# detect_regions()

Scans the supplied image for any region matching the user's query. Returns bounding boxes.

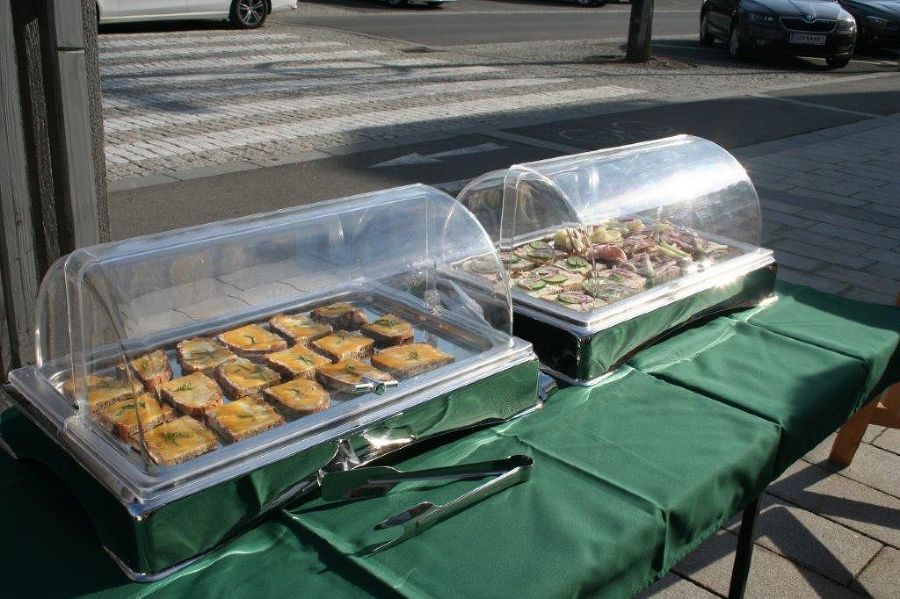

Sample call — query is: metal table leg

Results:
[728,496,761,599]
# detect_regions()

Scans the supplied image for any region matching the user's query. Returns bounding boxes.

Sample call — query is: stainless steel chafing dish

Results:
[457,135,776,384]
[0,184,540,579]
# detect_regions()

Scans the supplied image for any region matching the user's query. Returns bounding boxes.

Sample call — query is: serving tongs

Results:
[320,455,533,554]
[352,375,399,395]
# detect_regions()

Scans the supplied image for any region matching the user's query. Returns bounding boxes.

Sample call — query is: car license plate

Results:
[789,33,827,46]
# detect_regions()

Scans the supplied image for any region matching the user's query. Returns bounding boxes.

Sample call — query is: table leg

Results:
[728,497,761,599]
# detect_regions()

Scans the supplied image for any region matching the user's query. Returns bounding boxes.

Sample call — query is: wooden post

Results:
[0,0,108,370]
[626,0,654,63]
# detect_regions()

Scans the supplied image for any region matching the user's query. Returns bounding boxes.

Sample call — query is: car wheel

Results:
[728,22,745,59]
[826,55,851,68]
[230,0,267,29]
[699,13,715,46]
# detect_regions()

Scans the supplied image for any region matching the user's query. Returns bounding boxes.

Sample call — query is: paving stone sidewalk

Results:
[734,114,900,306]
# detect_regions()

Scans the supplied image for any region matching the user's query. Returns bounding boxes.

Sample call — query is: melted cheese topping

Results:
[160,373,222,409]
[218,324,287,353]
[128,350,170,379]
[312,302,357,319]
[318,358,391,385]
[363,315,414,341]
[178,338,235,371]
[312,331,373,360]
[143,416,217,465]
[269,314,332,343]
[63,374,144,407]
[207,397,283,438]
[266,379,330,414]
[220,358,280,393]
[264,345,331,377]
[371,343,454,372]
[97,394,166,436]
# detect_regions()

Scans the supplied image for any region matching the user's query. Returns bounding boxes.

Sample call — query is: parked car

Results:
[97,0,298,29]
[700,0,858,67]
[839,0,900,48]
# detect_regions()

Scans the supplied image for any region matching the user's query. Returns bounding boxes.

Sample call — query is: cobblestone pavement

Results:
[98,21,895,183]
[734,115,900,306]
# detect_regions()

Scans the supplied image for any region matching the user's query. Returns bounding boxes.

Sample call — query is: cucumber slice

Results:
[517,278,546,291]
[542,274,568,285]
[566,256,589,269]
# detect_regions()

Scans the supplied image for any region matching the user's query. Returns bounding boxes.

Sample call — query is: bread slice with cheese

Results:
[268,313,332,345]
[215,357,281,400]
[316,358,394,394]
[139,416,218,466]
[217,324,288,356]
[176,338,236,374]
[158,373,224,418]
[311,330,374,362]
[205,396,285,443]
[361,314,414,346]
[310,302,368,330]
[371,343,455,380]
[261,344,331,379]
[96,393,169,442]
[265,379,331,417]
[121,350,173,390]
[63,374,145,410]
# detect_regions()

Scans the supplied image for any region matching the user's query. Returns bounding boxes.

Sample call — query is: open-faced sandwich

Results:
[96,393,175,442]
[311,330,375,362]
[264,379,330,417]
[217,324,288,356]
[262,344,331,379]
[176,337,236,374]
[310,302,368,330]
[370,343,454,379]
[361,314,414,346]
[63,374,145,411]
[139,416,218,466]
[316,358,394,394]
[215,357,280,400]
[268,313,332,345]
[158,373,224,418]
[120,350,173,390]
[205,396,285,443]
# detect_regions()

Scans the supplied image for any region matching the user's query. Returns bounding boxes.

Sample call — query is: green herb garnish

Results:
[408,351,420,361]
[160,431,192,446]
[174,383,194,392]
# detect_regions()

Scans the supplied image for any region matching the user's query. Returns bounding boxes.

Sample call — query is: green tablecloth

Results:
[2,282,898,598]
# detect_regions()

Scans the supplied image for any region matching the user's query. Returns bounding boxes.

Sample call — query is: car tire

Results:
[728,22,746,59]
[826,55,851,68]
[699,13,715,46]
[230,0,267,29]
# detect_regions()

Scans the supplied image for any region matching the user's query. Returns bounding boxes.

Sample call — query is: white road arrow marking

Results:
[371,142,507,168]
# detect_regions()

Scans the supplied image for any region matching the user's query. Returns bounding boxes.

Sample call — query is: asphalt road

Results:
[279,0,699,45]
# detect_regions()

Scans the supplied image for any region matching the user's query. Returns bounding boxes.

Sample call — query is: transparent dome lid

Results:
[459,135,762,249]
[457,135,772,330]
[26,184,518,500]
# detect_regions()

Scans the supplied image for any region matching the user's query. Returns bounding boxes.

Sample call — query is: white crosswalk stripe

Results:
[101,49,388,76]
[105,78,571,133]
[101,29,644,180]
[102,64,493,109]
[105,85,641,166]
[101,40,346,62]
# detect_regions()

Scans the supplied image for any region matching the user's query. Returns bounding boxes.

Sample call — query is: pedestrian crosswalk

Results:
[100,28,643,180]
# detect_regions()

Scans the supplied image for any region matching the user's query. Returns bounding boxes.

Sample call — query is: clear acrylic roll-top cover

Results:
[457,135,774,329]
[24,184,521,501]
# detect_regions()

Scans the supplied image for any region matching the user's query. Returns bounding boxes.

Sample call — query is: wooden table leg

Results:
[728,497,761,599]
[829,398,879,467]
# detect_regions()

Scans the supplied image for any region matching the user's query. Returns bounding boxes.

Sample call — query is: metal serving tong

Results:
[319,454,533,554]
